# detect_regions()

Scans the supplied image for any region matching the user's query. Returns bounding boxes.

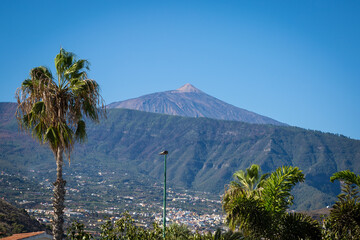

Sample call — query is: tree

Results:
[15,48,105,240]
[230,164,268,194]
[66,213,248,240]
[222,164,270,237]
[323,170,360,239]
[99,212,160,240]
[222,165,321,239]
[222,164,268,213]
[67,221,92,240]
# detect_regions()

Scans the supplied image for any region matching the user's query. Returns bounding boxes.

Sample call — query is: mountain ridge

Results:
[1,102,360,210]
[108,84,285,126]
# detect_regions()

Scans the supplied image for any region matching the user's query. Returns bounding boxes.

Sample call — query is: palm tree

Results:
[223,164,268,203]
[231,164,268,193]
[15,48,105,240]
[222,164,270,237]
[325,170,360,239]
[223,165,321,239]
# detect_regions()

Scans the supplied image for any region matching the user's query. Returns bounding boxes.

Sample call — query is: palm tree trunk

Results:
[53,147,66,240]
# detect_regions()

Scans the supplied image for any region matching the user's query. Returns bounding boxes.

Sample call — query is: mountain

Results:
[0,198,45,237]
[108,83,285,126]
[1,102,360,211]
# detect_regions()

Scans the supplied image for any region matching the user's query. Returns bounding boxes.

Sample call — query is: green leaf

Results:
[262,166,304,214]
[331,170,360,187]
[44,127,58,150]
[31,101,45,115]
[75,120,87,142]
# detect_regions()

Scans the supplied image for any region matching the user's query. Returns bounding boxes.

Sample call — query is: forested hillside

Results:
[1,102,360,210]
[0,199,45,237]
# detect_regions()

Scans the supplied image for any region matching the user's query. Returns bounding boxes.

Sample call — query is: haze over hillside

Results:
[108,83,285,126]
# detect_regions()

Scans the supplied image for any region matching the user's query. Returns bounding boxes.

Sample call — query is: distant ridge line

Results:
[108,83,286,126]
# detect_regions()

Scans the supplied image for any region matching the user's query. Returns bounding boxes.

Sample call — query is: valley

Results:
[0,170,223,232]
[1,86,360,234]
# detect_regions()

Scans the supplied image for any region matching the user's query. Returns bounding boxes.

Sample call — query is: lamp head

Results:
[159,150,168,155]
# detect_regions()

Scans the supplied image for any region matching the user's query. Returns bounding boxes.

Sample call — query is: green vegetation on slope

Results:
[0,199,45,237]
[1,103,360,210]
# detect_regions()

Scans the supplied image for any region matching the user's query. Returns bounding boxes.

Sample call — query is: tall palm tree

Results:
[15,48,105,240]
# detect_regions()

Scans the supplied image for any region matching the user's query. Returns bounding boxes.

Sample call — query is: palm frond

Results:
[328,193,360,238]
[33,121,46,142]
[21,113,33,128]
[224,191,272,237]
[55,48,75,86]
[279,212,322,240]
[232,164,266,192]
[214,228,222,240]
[31,101,45,115]
[44,127,59,151]
[30,66,53,82]
[331,170,360,186]
[261,166,304,214]
[75,120,87,143]
[64,59,90,79]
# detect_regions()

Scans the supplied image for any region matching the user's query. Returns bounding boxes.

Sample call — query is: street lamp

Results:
[159,150,168,239]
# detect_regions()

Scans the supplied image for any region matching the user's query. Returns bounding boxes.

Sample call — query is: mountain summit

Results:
[108,83,285,125]
[175,83,203,93]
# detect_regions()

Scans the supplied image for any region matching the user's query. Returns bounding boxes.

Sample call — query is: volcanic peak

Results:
[174,83,203,93]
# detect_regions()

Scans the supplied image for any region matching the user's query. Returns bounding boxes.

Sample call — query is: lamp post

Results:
[159,150,168,239]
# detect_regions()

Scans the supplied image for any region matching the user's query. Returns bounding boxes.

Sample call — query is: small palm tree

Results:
[325,170,360,239]
[224,164,268,203]
[223,165,321,239]
[231,164,268,193]
[15,48,105,240]
[222,164,269,235]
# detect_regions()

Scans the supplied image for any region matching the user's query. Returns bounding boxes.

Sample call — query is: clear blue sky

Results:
[1,0,359,139]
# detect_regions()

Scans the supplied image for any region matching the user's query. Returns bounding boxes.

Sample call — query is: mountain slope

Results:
[1,102,360,210]
[0,199,45,237]
[108,84,285,125]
